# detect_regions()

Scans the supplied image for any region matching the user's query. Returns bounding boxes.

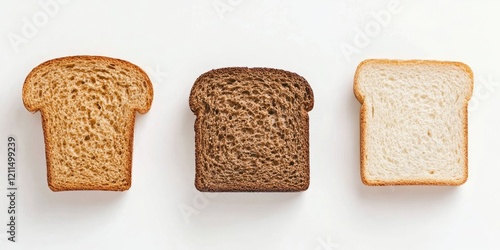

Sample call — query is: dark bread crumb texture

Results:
[23,56,153,191]
[190,67,314,192]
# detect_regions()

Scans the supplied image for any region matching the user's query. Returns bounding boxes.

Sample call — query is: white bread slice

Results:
[354,59,473,185]
[23,56,153,191]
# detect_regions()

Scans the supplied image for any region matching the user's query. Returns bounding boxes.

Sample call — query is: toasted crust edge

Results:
[24,55,153,191]
[353,59,473,186]
[190,67,313,192]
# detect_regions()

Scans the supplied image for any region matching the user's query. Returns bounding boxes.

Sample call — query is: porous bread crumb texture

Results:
[23,56,153,191]
[190,67,314,192]
[354,59,473,186]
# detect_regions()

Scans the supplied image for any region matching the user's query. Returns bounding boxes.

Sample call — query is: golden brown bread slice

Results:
[354,59,473,185]
[190,67,314,192]
[23,56,153,191]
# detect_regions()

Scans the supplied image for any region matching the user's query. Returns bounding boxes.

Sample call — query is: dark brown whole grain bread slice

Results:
[189,67,314,192]
[23,55,153,191]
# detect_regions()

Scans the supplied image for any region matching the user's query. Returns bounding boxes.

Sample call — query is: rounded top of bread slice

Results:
[23,55,153,114]
[189,67,314,114]
[354,59,473,104]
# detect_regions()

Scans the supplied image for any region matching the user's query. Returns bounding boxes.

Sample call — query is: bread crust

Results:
[353,59,473,186]
[23,55,153,191]
[190,67,313,192]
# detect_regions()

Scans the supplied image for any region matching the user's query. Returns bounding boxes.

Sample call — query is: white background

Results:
[0,0,499,249]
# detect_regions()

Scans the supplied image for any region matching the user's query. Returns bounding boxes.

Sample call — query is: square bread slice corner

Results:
[354,59,473,186]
